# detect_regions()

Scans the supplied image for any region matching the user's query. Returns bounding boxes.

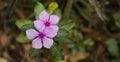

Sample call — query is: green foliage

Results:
[59,38,73,45]
[113,10,120,28]
[56,28,68,38]
[79,8,92,21]
[78,46,86,53]
[47,2,58,14]
[61,22,74,31]
[106,38,119,56]
[73,30,81,41]
[53,8,62,19]
[16,32,30,43]
[48,42,64,60]
[21,23,34,31]
[75,4,92,21]
[83,38,94,46]
[68,30,94,55]
[61,30,87,55]
[34,2,45,19]
[29,47,41,58]
[71,48,77,56]
[10,15,18,22]
[58,19,75,31]
[15,19,34,30]
[111,59,120,62]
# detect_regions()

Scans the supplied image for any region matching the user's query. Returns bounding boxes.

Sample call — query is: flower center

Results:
[44,21,50,27]
[38,32,45,39]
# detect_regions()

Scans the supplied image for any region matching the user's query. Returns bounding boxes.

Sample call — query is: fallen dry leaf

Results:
[96,45,105,57]
[0,1,8,10]
[0,31,13,47]
[80,26,109,43]
[69,52,89,62]
[22,43,33,62]
[15,8,26,19]
[0,57,8,62]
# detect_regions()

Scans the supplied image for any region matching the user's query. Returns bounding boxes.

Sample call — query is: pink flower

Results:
[26,27,57,49]
[26,11,60,49]
[34,11,59,33]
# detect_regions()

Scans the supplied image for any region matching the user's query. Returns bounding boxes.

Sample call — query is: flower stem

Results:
[88,0,108,21]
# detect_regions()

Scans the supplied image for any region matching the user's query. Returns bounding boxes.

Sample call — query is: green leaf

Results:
[73,30,81,41]
[56,28,68,38]
[15,19,33,30]
[75,4,92,21]
[21,23,34,31]
[67,44,75,48]
[53,8,62,19]
[34,2,45,19]
[29,47,41,58]
[83,38,94,46]
[71,48,77,56]
[54,37,74,48]
[58,19,72,26]
[62,21,74,31]
[75,40,83,47]
[59,38,73,44]
[16,32,30,43]
[59,19,75,31]
[10,15,18,22]
[106,38,119,56]
[113,10,120,28]
[79,46,86,53]
[48,42,64,60]
[47,2,58,14]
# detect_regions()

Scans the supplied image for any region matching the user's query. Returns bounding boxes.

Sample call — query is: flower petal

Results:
[43,37,53,48]
[46,33,57,38]
[49,15,59,24]
[44,26,59,38]
[45,25,59,33]
[39,11,49,21]
[26,29,38,40]
[34,20,45,31]
[32,37,42,49]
